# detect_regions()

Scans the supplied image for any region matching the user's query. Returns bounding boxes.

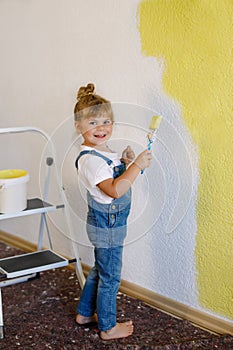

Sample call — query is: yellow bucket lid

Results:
[0,169,29,187]
[0,169,28,179]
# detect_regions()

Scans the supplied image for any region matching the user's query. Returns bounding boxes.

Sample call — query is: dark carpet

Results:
[0,242,233,350]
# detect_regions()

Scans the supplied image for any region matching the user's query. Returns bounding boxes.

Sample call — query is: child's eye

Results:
[89,121,97,126]
[104,120,112,125]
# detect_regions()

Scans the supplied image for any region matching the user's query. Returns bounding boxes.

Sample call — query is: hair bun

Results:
[77,83,95,100]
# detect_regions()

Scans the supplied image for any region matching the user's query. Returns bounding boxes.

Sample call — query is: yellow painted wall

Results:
[138,0,233,318]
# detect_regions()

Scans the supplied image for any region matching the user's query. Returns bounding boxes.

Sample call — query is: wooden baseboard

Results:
[0,230,37,253]
[1,230,232,335]
[120,281,233,335]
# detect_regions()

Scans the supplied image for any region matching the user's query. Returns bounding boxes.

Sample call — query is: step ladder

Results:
[0,127,85,339]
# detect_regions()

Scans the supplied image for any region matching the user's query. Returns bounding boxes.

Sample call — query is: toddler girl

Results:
[74,83,152,340]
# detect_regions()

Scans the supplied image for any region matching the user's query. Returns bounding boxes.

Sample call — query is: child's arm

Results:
[97,149,152,198]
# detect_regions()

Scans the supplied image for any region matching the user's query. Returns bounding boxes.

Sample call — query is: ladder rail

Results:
[0,126,51,141]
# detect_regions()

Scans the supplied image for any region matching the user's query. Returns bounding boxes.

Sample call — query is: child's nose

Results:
[97,124,104,129]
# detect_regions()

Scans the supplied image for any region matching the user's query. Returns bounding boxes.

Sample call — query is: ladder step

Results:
[0,250,69,279]
[0,198,64,221]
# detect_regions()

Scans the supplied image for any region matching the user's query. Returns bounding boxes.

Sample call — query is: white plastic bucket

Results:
[0,169,30,213]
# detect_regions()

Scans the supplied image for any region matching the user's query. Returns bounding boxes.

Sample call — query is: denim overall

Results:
[75,150,131,331]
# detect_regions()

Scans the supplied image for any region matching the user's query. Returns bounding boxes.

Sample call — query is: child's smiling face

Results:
[75,112,113,148]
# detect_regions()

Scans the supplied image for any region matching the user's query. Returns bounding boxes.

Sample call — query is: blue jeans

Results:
[77,246,123,331]
[77,189,131,331]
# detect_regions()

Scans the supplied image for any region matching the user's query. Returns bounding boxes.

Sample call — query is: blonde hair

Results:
[74,83,114,122]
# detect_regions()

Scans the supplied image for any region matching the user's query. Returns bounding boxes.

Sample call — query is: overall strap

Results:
[75,150,113,169]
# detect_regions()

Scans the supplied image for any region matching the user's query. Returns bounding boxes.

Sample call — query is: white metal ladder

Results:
[0,127,85,339]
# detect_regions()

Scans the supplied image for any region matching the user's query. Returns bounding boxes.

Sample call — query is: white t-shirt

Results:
[77,146,121,204]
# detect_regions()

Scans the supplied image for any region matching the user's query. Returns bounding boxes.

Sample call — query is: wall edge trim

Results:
[0,230,232,335]
[119,280,233,335]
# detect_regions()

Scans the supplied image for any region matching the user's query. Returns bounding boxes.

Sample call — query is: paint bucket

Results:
[0,169,29,213]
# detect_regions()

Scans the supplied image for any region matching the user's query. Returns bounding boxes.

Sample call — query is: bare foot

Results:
[76,313,98,325]
[100,321,134,340]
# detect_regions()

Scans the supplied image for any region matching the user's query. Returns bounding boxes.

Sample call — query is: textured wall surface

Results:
[138,0,233,318]
[0,0,232,323]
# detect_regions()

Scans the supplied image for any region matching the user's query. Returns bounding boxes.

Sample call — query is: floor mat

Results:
[0,242,233,349]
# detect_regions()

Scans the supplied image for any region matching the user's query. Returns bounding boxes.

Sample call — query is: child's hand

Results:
[134,150,152,170]
[121,146,135,165]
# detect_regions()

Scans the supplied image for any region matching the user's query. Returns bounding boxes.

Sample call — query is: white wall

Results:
[0,0,201,312]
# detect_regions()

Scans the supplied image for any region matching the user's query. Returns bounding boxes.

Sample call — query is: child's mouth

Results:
[94,134,106,139]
